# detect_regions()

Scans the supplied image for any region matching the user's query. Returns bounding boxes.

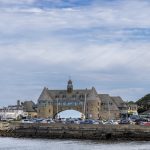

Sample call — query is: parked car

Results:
[119,119,130,124]
[104,120,119,125]
[135,118,148,125]
[21,119,33,123]
[141,122,150,126]
[129,115,140,122]
[80,119,95,124]
[40,119,54,123]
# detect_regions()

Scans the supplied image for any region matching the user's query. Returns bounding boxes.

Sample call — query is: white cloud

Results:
[0,0,150,104]
[0,0,36,4]
[0,38,150,75]
[108,88,146,101]
[0,0,150,32]
[0,1,149,69]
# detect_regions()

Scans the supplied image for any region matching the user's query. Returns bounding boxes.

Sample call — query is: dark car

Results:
[135,118,148,125]
[80,119,94,124]
[119,119,130,124]
[129,115,140,122]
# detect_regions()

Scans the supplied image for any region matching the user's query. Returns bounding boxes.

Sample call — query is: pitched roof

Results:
[111,96,127,108]
[38,87,53,101]
[99,94,119,111]
[22,101,36,112]
[38,87,100,101]
[140,109,150,114]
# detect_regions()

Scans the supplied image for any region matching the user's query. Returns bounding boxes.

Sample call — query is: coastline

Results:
[0,123,150,141]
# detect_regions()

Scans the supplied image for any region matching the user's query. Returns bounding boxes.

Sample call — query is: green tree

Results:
[136,94,150,113]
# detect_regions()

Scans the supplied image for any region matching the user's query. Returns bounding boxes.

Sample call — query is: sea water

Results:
[0,137,150,150]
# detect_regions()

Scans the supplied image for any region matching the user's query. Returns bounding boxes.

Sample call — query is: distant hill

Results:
[136,94,150,113]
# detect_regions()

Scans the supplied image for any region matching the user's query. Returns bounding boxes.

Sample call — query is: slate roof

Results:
[38,85,126,113]
[22,101,36,112]
[140,109,150,114]
[111,96,128,109]
[98,94,119,111]
[38,87,100,101]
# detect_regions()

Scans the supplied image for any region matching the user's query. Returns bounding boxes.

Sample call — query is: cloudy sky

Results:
[0,0,150,106]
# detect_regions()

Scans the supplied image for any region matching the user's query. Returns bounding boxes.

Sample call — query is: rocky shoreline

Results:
[0,123,150,141]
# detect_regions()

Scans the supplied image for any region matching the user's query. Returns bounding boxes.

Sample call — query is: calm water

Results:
[0,137,150,150]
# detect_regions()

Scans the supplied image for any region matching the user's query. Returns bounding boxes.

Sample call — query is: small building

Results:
[140,109,150,117]
[0,100,37,120]
[22,101,37,118]
[127,103,138,116]
[0,100,24,120]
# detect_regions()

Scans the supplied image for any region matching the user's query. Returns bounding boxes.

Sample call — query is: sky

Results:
[0,0,150,106]
[57,110,82,119]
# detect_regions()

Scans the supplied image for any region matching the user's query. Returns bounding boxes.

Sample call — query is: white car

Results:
[21,119,33,123]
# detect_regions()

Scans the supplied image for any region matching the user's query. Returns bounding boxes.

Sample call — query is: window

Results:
[72,95,76,98]
[62,95,66,98]
[101,103,105,105]
[80,94,84,98]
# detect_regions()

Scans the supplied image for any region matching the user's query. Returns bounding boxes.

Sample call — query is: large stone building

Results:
[37,80,128,120]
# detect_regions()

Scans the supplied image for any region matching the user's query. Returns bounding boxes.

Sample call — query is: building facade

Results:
[127,103,138,116]
[0,100,24,120]
[22,101,37,118]
[37,80,128,120]
[0,100,37,120]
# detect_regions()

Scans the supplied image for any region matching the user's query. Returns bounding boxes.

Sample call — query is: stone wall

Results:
[86,100,100,119]
[99,110,120,120]
[37,104,53,118]
[1,123,150,141]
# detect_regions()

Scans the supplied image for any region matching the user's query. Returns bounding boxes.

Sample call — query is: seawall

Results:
[0,123,150,141]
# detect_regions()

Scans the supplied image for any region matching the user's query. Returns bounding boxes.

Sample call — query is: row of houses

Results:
[0,99,138,120]
[0,100,37,120]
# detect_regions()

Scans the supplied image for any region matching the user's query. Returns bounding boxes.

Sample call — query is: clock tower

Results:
[67,79,73,93]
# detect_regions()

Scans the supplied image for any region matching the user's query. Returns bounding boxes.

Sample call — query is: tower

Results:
[67,79,73,93]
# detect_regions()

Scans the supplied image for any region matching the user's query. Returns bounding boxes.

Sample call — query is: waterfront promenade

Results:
[0,123,150,141]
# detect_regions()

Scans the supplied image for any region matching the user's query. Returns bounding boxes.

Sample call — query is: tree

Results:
[136,94,150,113]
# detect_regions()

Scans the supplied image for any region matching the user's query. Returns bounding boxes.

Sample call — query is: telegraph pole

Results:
[83,88,87,119]
[108,99,110,120]
[57,98,58,119]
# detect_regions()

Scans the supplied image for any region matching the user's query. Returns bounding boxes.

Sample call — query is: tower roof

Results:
[68,79,72,84]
